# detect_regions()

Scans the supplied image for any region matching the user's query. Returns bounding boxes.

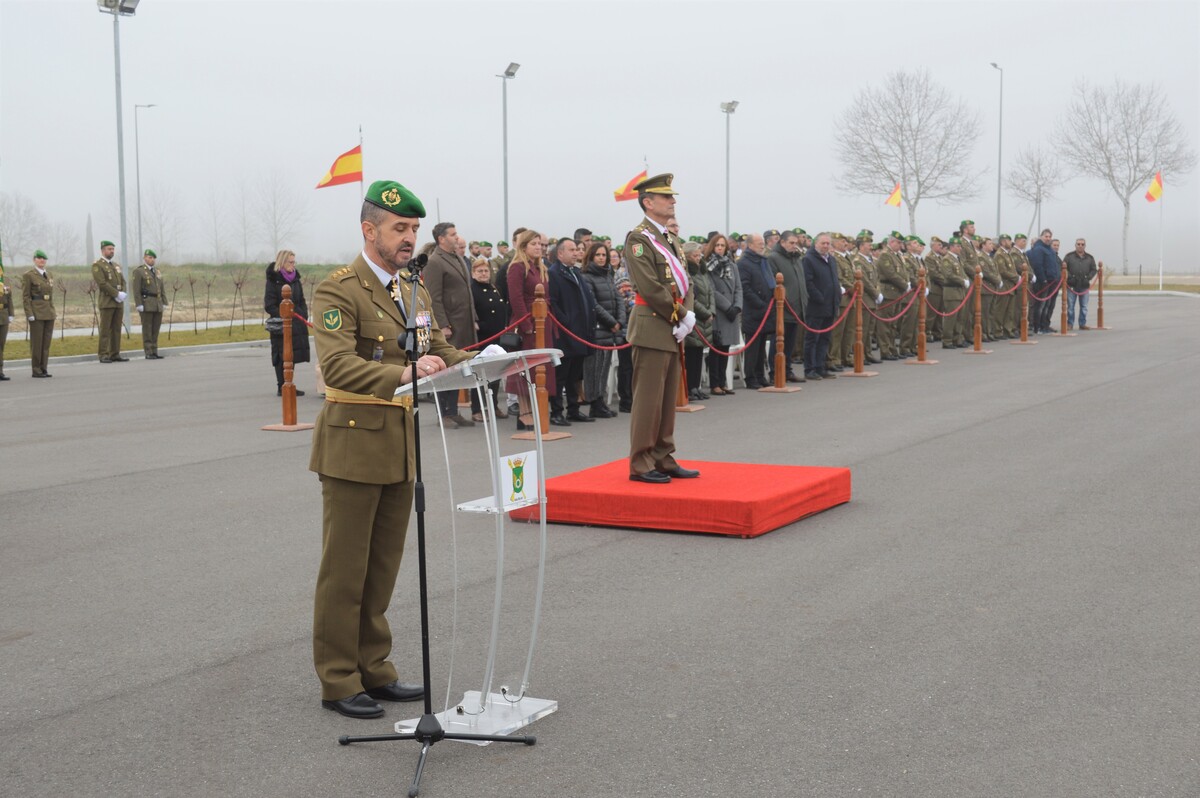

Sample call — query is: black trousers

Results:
[551,354,586,415]
[616,346,633,408]
[804,321,833,375]
[741,330,768,385]
[684,346,704,392]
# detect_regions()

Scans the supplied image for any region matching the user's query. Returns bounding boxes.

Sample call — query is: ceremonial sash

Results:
[642,229,689,297]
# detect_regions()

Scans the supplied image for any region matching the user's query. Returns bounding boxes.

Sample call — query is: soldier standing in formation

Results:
[0,252,12,381]
[132,249,168,359]
[92,240,129,363]
[22,250,56,377]
[938,236,971,348]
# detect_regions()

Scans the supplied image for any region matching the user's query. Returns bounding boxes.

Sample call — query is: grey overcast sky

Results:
[1,0,1197,272]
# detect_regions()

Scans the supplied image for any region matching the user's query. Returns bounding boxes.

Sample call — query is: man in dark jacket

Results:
[425,221,478,426]
[1063,238,1098,330]
[1026,229,1060,334]
[802,233,840,380]
[766,231,806,383]
[737,233,773,388]
[548,238,597,423]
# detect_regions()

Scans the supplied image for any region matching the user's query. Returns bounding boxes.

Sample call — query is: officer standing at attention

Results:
[22,250,56,377]
[308,179,493,719]
[92,240,129,362]
[622,173,699,484]
[132,249,168,359]
[0,251,12,381]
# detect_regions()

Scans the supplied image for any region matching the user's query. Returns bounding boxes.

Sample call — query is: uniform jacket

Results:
[924,252,945,291]
[424,245,478,349]
[1064,251,1098,291]
[548,261,596,357]
[92,258,126,310]
[22,268,56,320]
[624,217,695,353]
[802,249,840,320]
[132,263,168,312]
[979,252,1001,289]
[581,262,627,345]
[875,249,909,299]
[308,255,472,485]
[833,251,856,298]
[0,265,13,323]
[994,249,1020,286]
[850,253,880,306]
[941,253,969,299]
[737,249,774,334]
[767,243,807,324]
[706,253,743,346]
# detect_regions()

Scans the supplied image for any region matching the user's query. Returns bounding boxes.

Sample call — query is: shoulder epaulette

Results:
[328,266,355,282]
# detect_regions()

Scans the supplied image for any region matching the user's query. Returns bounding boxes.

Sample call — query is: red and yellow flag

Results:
[316,145,363,189]
[1145,171,1163,202]
[884,182,902,207]
[613,169,648,202]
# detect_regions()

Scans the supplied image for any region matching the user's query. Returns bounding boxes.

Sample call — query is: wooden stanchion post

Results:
[1058,271,1076,336]
[963,265,992,355]
[1095,261,1111,329]
[1012,262,1037,345]
[905,266,937,365]
[844,268,877,377]
[514,284,569,441]
[262,284,314,432]
[760,273,801,393]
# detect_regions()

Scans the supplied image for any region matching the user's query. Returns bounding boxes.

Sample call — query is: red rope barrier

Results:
[1027,275,1065,302]
[1066,273,1100,297]
[922,284,975,318]
[463,312,534,350]
[875,287,915,310]
[543,310,632,351]
[863,288,920,323]
[783,290,860,333]
[981,275,1024,296]
[291,313,314,328]
[689,298,779,356]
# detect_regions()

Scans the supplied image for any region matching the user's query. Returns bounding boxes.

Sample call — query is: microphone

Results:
[407,253,428,274]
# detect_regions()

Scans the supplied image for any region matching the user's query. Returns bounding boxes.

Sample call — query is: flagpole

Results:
[359,125,365,203]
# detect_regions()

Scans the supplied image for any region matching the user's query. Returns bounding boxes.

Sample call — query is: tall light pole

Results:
[990,62,1003,236]
[134,103,156,261]
[720,101,738,233]
[98,0,141,331]
[497,62,520,244]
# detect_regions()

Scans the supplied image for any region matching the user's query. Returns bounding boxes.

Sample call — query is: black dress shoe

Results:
[33,372,51,378]
[549,415,572,427]
[688,389,702,401]
[365,680,424,702]
[296,389,306,397]
[113,356,130,362]
[882,355,899,361]
[804,372,823,381]
[516,419,532,431]
[660,466,700,479]
[322,693,384,719]
[0,374,9,381]
[866,356,882,364]
[99,357,112,363]
[745,380,765,389]
[618,404,632,413]
[786,374,804,383]
[819,371,838,379]
[630,470,671,484]
[696,390,710,400]
[566,411,595,422]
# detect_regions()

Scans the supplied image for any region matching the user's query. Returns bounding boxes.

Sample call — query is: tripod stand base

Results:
[396,691,557,745]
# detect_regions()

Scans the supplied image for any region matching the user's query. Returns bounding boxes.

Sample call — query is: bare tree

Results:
[202,186,227,264]
[142,183,189,264]
[0,192,49,266]
[1006,145,1064,240]
[45,220,84,266]
[256,169,308,255]
[834,68,983,231]
[1055,78,1197,274]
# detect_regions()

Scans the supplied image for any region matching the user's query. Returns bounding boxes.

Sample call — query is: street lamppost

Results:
[98,0,141,331]
[990,62,1003,237]
[134,103,156,261]
[497,62,520,244]
[720,101,738,233]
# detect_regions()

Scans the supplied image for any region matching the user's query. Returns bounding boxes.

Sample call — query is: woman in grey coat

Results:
[580,241,625,418]
[703,234,741,395]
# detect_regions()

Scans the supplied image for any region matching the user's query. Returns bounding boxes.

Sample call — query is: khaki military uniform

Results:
[132,263,168,357]
[828,252,857,368]
[993,249,1020,338]
[958,239,980,336]
[624,218,694,477]
[308,254,472,701]
[900,254,921,354]
[92,257,126,360]
[939,253,969,346]
[977,252,1001,340]
[0,265,13,377]
[21,268,57,375]
[925,252,944,340]
[875,248,907,358]
[850,252,880,363]
[1009,248,1032,336]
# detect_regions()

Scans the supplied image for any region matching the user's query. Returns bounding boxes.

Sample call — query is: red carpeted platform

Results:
[508,459,850,538]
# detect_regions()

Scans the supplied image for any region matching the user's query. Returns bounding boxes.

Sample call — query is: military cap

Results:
[930,236,945,245]
[998,234,1012,242]
[614,244,624,251]
[479,241,492,247]
[1014,233,1028,241]
[972,234,982,242]
[830,232,846,242]
[497,240,509,247]
[858,228,875,240]
[949,235,964,246]
[763,229,780,238]
[889,230,904,241]
[100,240,115,248]
[729,231,741,240]
[364,179,426,218]
[34,249,48,259]
[792,227,807,236]
[960,219,975,228]
[634,172,677,196]
[907,236,925,245]
[144,248,157,258]
[855,236,871,246]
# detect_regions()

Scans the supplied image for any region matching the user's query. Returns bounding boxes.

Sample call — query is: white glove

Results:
[924,287,930,296]
[680,310,696,333]
[1032,275,1038,284]
[998,280,1004,289]
[137,305,144,313]
[480,343,507,356]
[962,279,970,288]
[7,316,12,323]
[117,291,127,303]
[907,282,913,291]
[672,323,688,343]
[877,293,884,304]
[840,286,847,295]
[28,315,35,321]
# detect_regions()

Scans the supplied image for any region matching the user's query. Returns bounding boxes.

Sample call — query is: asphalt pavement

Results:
[1,294,1197,798]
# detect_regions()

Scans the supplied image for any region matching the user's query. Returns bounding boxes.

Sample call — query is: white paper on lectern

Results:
[396,348,562,397]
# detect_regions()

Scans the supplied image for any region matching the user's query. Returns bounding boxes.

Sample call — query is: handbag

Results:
[264,317,284,334]
[498,331,523,351]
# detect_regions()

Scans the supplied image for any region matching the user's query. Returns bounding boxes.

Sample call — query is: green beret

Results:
[930,236,945,245]
[100,240,115,248]
[144,249,157,258]
[998,234,1012,242]
[858,229,875,239]
[792,227,807,236]
[614,245,624,251]
[949,235,963,246]
[364,179,426,218]
[497,240,509,247]
[972,234,982,242]
[889,230,904,241]
[960,219,975,228]
[763,229,780,238]
[729,231,741,239]
[914,237,925,246]
[34,249,48,259]
[479,241,492,247]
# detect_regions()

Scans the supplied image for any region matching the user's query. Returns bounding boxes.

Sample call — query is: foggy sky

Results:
[1,0,1197,274]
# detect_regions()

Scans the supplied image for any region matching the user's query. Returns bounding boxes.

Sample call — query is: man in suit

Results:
[548,237,597,423]
[132,249,168,359]
[737,233,773,389]
[22,250,57,378]
[623,173,699,484]
[802,233,839,380]
[92,240,129,363]
[424,221,478,428]
[308,179,484,719]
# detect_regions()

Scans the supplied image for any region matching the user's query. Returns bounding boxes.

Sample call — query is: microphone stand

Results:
[337,254,534,798]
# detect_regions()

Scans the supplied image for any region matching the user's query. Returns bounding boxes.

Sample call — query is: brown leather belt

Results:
[324,386,413,408]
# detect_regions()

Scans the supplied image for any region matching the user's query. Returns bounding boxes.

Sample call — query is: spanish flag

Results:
[1145,171,1163,202]
[613,169,648,202]
[884,182,902,207]
[316,145,363,189]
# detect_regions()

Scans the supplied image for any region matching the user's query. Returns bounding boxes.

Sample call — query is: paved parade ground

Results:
[2,294,1197,797]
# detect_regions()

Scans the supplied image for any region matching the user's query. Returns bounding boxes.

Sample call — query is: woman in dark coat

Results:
[263,249,310,396]
[704,234,741,395]
[505,230,557,430]
[683,242,714,400]
[579,241,625,418]
[470,257,510,420]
